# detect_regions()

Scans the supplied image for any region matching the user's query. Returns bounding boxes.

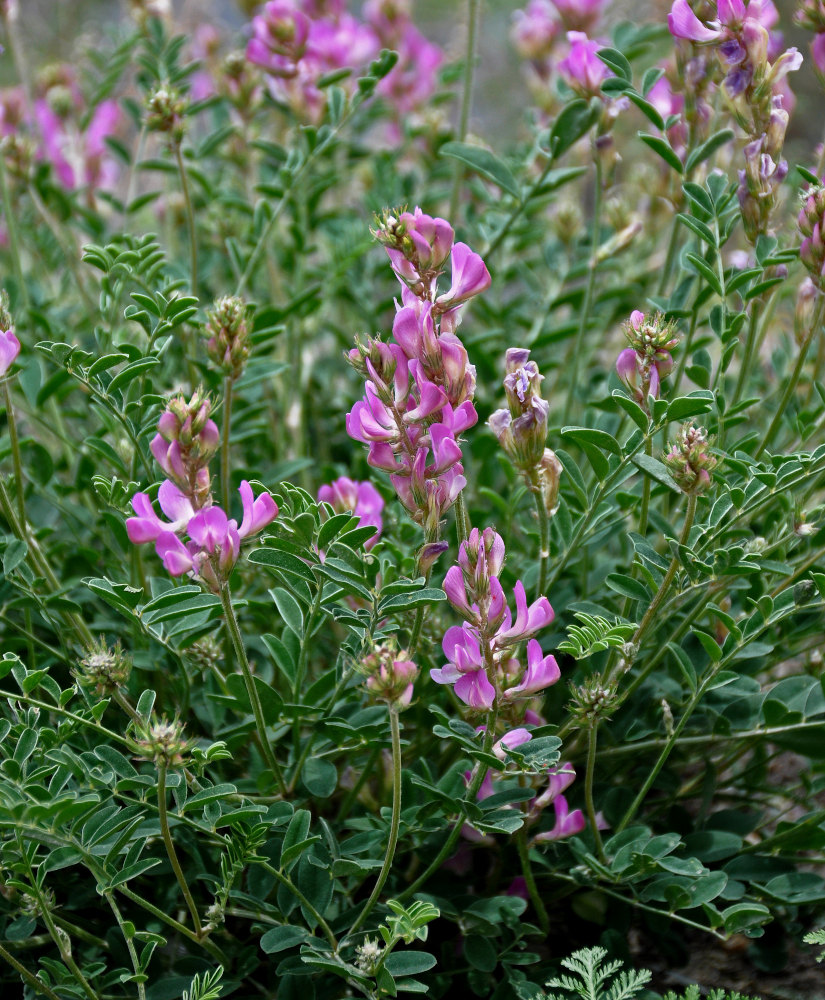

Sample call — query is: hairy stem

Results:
[584,721,606,864]
[349,707,402,936]
[157,761,203,938]
[219,583,287,795]
[174,141,198,298]
[533,485,549,600]
[448,0,482,221]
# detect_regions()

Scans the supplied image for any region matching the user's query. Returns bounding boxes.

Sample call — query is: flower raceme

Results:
[127,480,278,590]
[431,529,559,710]
[347,208,489,531]
[151,391,220,508]
[615,310,678,406]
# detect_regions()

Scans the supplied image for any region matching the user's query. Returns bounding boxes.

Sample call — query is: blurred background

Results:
[3,1,821,158]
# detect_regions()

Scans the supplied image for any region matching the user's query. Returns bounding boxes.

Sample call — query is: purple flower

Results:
[494,581,554,648]
[532,763,577,813]
[0,326,20,376]
[318,476,384,548]
[511,0,560,61]
[435,243,492,310]
[502,639,561,700]
[551,0,606,32]
[493,727,532,760]
[533,794,586,842]
[126,480,195,544]
[558,31,610,96]
[431,623,496,710]
[667,0,721,42]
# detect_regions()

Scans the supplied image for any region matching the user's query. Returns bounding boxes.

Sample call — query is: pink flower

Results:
[494,581,554,647]
[435,243,492,310]
[558,31,610,96]
[502,639,560,700]
[667,0,722,42]
[317,476,384,548]
[238,480,279,537]
[551,0,606,32]
[493,727,532,760]
[512,0,560,61]
[431,624,496,710]
[532,763,576,812]
[0,326,20,376]
[532,795,586,842]
[126,480,195,544]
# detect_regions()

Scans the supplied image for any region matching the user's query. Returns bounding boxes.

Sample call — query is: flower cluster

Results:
[511,0,608,95]
[489,349,562,516]
[245,0,441,125]
[798,182,825,289]
[150,390,219,509]
[667,0,801,241]
[347,208,489,535]
[318,475,384,549]
[362,641,418,709]
[469,750,584,845]
[615,310,679,407]
[204,296,250,380]
[127,479,277,592]
[431,528,559,710]
[796,0,825,82]
[664,422,717,494]
[127,390,277,590]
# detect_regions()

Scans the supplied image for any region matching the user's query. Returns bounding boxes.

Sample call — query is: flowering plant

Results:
[2,2,825,997]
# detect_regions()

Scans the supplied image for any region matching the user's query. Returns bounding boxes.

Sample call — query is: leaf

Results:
[547,99,599,159]
[667,391,714,421]
[638,132,683,173]
[181,783,238,812]
[280,809,319,870]
[3,538,27,574]
[612,391,649,431]
[685,128,735,174]
[260,925,309,954]
[383,952,438,977]
[605,574,650,603]
[596,47,630,80]
[378,588,446,613]
[685,252,723,296]
[560,425,621,455]
[107,859,162,888]
[272,587,304,638]
[301,758,338,799]
[630,452,681,493]
[694,629,723,662]
[107,357,161,394]
[439,142,519,198]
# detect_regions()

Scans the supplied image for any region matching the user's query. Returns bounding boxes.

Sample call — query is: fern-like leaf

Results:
[182,967,224,1000]
[556,613,636,660]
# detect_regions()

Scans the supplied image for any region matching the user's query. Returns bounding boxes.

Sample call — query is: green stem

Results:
[174,141,198,298]
[349,708,403,936]
[562,157,603,425]
[259,862,338,949]
[117,886,227,964]
[220,375,233,508]
[584,721,606,864]
[533,485,549,600]
[157,761,204,938]
[755,300,824,458]
[515,828,549,935]
[732,300,762,408]
[399,704,498,900]
[629,493,697,653]
[657,216,681,296]
[637,436,653,538]
[671,310,697,397]
[0,941,64,1000]
[103,892,147,1000]
[448,0,482,221]
[219,583,287,795]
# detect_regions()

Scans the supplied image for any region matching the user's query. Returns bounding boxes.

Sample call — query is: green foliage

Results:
[543,947,651,1000]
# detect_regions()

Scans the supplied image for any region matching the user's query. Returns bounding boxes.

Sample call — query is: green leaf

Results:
[280,809,319,870]
[605,573,650,603]
[181,783,238,813]
[378,587,446,613]
[630,452,681,493]
[301,758,338,798]
[596,47,630,80]
[667,391,714,421]
[547,99,599,159]
[638,132,683,173]
[272,587,304,638]
[685,252,723,296]
[685,129,735,174]
[439,142,519,198]
[560,425,621,455]
[107,357,161,394]
[612,391,649,431]
[383,952,437,977]
[107,859,162,888]
[3,538,27,574]
[694,629,723,662]
[260,925,309,954]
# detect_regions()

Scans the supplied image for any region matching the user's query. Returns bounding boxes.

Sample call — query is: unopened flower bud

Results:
[145,86,188,142]
[664,422,717,494]
[134,716,191,767]
[537,448,563,516]
[362,643,418,709]
[75,637,132,695]
[204,295,249,379]
[795,278,819,343]
[418,539,449,574]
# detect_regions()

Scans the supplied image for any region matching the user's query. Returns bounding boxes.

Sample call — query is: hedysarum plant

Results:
[4,1,825,997]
